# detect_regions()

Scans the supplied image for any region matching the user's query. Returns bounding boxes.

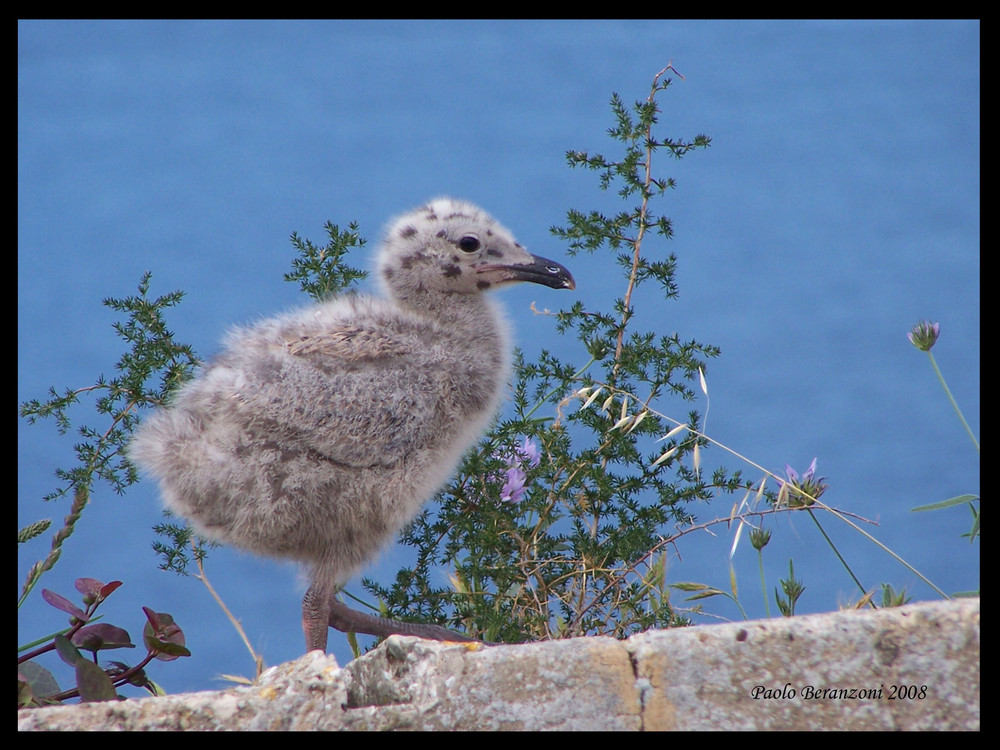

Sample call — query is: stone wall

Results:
[18,597,979,731]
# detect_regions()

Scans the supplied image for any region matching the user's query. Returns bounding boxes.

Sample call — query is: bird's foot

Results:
[327,597,480,643]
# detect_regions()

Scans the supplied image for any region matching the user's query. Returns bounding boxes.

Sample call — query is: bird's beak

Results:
[479,254,576,290]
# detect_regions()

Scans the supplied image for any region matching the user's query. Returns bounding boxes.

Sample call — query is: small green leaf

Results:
[76,658,119,703]
[912,494,979,512]
[54,633,84,666]
[19,660,61,705]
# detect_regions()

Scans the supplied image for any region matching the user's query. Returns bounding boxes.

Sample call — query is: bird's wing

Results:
[286,325,405,360]
[222,321,445,469]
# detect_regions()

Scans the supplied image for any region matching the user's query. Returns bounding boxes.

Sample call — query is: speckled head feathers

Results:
[377,198,574,300]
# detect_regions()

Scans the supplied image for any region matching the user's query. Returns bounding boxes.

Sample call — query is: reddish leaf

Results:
[72,624,136,653]
[42,589,87,621]
[142,609,188,662]
[74,577,105,600]
[99,580,124,600]
[141,606,162,630]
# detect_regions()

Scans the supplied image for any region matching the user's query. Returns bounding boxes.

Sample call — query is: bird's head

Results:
[377,198,575,302]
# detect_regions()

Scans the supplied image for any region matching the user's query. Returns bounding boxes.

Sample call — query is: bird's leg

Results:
[302,584,332,652]
[327,596,477,643]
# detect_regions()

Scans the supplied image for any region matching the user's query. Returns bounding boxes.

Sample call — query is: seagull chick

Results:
[129,198,575,652]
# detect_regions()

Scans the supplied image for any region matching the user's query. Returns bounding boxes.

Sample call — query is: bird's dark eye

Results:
[458,235,481,253]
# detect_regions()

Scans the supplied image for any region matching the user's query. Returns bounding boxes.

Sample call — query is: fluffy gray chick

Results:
[129,197,575,652]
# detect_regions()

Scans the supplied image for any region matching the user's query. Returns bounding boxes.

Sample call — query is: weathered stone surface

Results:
[629,597,979,730]
[340,636,639,730]
[18,598,978,731]
[17,649,351,731]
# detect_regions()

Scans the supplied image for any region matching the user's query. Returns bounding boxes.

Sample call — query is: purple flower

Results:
[514,436,541,467]
[497,437,541,504]
[500,466,527,504]
[907,320,940,352]
[778,458,828,508]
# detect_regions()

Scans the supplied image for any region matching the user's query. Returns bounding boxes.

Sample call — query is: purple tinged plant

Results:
[907,320,940,352]
[778,458,828,508]
[18,577,188,707]
[499,437,541,504]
